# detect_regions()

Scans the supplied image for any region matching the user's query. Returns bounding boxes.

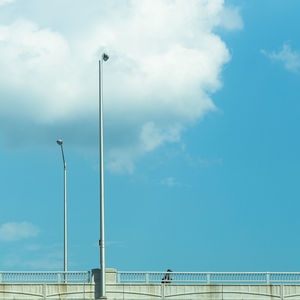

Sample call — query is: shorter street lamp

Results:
[56,139,67,275]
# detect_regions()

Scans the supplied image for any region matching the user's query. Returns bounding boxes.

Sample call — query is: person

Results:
[161,269,173,284]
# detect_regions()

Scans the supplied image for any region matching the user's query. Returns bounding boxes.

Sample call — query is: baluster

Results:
[207,273,210,284]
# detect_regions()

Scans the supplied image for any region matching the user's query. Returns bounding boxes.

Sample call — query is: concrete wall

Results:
[0,283,95,299]
[1,269,300,300]
[107,283,300,300]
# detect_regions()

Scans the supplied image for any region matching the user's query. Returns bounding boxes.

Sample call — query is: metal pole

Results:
[64,158,67,275]
[56,140,67,279]
[99,53,109,299]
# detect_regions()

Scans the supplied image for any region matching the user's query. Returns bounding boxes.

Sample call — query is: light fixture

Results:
[102,53,109,61]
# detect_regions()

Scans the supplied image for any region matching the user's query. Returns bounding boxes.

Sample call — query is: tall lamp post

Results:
[99,53,109,299]
[56,139,67,275]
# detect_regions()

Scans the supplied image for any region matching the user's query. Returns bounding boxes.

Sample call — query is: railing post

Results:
[146,272,149,283]
[0,273,2,283]
[43,284,47,300]
[266,273,270,284]
[117,272,120,283]
[161,281,165,299]
[207,273,211,284]
[58,273,61,283]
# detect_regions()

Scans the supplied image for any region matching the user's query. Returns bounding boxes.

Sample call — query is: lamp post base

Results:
[92,268,107,299]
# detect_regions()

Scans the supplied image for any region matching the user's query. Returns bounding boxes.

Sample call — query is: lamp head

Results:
[56,139,63,146]
[102,53,109,61]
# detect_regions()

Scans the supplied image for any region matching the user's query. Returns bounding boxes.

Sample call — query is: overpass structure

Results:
[1,269,300,299]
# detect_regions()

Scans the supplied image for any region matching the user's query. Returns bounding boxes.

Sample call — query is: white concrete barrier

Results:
[1,270,300,299]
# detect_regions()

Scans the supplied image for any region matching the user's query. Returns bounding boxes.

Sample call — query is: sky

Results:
[0,0,300,272]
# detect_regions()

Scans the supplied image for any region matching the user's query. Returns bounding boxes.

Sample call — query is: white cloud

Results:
[24,243,41,251]
[161,177,178,187]
[0,222,40,242]
[0,0,14,6]
[2,250,61,270]
[218,6,243,31]
[0,0,242,172]
[140,122,181,152]
[262,43,300,73]
[1,243,62,270]
[19,253,61,270]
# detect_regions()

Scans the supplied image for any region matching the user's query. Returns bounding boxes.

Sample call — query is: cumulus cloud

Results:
[0,0,242,172]
[262,43,300,73]
[218,6,243,31]
[0,222,40,242]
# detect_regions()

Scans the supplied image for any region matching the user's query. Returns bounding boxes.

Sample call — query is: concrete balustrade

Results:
[1,269,300,299]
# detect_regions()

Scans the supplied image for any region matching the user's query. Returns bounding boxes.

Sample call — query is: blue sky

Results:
[0,0,300,272]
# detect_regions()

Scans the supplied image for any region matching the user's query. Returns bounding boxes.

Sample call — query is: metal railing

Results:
[116,272,300,284]
[0,271,91,283]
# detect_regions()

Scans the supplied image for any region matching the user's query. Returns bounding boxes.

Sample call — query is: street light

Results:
[99,53,109,299]
[56,139,67,275]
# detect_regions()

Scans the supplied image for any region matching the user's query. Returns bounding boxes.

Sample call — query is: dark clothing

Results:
[161,269,172,284]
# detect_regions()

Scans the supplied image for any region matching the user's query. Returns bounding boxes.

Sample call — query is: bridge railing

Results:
[0,271,91,283]
[3,271,300,284]
[116,272,300,284]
